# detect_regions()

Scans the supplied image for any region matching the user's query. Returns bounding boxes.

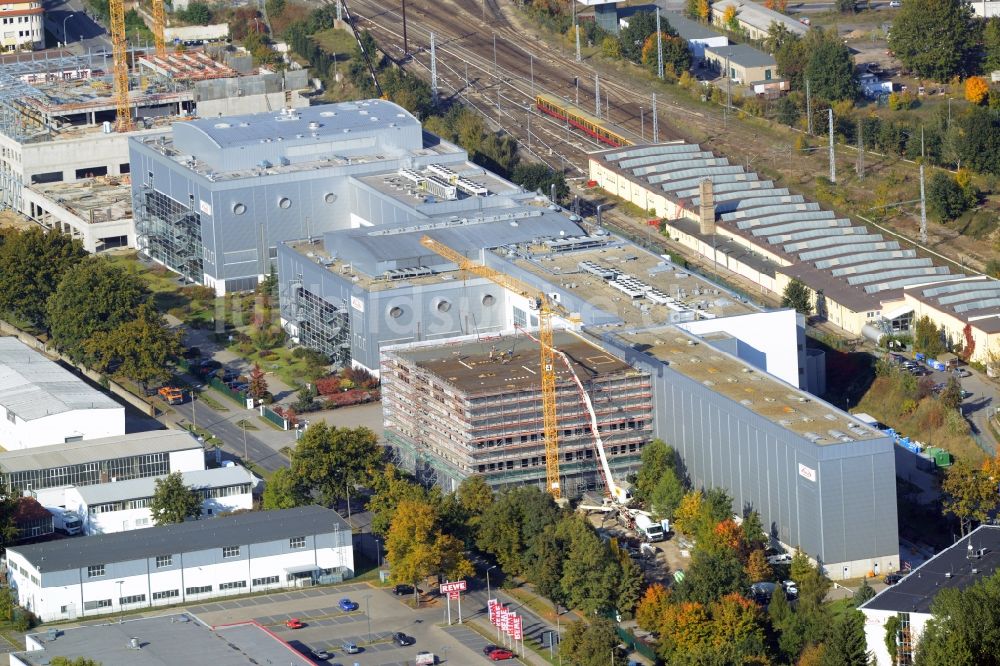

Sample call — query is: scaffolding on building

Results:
[134,185,204,282]
[288,282,352,366]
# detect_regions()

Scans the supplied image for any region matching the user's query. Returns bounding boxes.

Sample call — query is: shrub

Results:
[965,76,990,105]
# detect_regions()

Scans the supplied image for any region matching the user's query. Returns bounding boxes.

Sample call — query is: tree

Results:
[455,474,493,539]
[962,323,976,362]
[676,546,750,604]
[368,465,430,535]
[557,516,620,613]
[913,315,945,357]
[914,571,1000,665]
[510,163,569,202]
[619,11,659,64]
[641,33,691,76]
[940,375,963,411]
[634,439,677,501]
[248,364,269,401]
[804,29,859,101]
[636,583,670,633]
[745,549,773,582]
[616,546,645,617]
[722,4,738,29]
[560,618,623,666]
[262,467,309,510]
[985,17,1000,73]
[741,510,769,552]
[820,610,870,666]
[85,304,182,389]
[708,593,768,663]
[46,258,151,364]
[385,498,438,596]
[927,172,970,221]
[0,228,85,330]
[648,472,685,521]
[853,578,876,606]
[888,0,974,81]
[776,34,808,91]
[790,550,832,613]
[289,423,382,505]
[941,460,997,535]
[150,472,202,525]
[478,486,561,576]
[782,278,813,314]
[526,530,566,607]
[181,1,212,24]
[672,490,705,536]
[965,76,990,105]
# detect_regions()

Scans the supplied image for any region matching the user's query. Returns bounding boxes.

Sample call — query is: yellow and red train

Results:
[535,93,637,148]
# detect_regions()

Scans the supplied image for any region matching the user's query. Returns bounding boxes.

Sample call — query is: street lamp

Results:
[116,580,124,624]
[486,565,496,603]
[62,14,74,46]
[375,536,382,570]
[364,594,372,643]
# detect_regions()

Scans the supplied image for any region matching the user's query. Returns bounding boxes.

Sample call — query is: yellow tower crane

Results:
[419,236,563,499]
[152,0,166,56]
[109,0,133,131]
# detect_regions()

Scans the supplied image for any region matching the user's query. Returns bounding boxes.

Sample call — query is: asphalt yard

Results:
[184,583,515,665]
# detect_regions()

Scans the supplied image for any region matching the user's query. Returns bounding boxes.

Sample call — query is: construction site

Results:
[381,330,653,496]
[22,176,133,252]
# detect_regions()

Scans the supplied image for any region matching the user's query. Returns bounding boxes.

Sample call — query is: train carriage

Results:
[535,93,637,147]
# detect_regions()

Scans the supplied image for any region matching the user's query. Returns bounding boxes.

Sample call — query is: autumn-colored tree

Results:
[636,583,670,633]
[386,498,438,596]
[248,363,268,401]
[661,601,713,655]
[745,549,773,583]
[962,323,976,361]
[697,0,711,21]
[723,4,738,29]
[797,642,826,666]
[942,460,998,535]
[708,593,768,660]
[966,76,990,105]
[672,490,705,536]
[706,518,750,560]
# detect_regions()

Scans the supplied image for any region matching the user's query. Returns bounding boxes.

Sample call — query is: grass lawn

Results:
[312,28,355,56]
[826,597,858,620]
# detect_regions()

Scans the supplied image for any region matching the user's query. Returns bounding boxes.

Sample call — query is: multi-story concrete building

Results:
[0,0,43,52]
[381,330,653,494]
[35,466,255,535]
[860,525,1000,665]
[6,505,354,622]
[0,337,124,450]
[601,324,899,577]
[0,429,206,494]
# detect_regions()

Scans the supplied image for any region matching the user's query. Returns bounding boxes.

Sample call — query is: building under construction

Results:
[381,330,653,495]
[0,48,308,214]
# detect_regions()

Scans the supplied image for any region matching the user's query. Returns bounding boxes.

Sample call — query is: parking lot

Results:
[185,583,512,665]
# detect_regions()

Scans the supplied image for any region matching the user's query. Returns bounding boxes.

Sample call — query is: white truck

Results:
[634,513,668,542]
[49,507,82,535]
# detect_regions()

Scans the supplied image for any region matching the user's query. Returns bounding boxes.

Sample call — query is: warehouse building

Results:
[710,0,808,40]
[6,505,354,622]
[381,330,653,495]
[34,465,256,535]
[0,337,124,450]
[704,44,780,87]
[601,324,899,578]
[12,613,313,666]
[0,429,206,493]
[860,525,1000,665]
[588,143,1000,363]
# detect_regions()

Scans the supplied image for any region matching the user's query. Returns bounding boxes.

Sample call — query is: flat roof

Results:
[0,430,202,473]
[705,44,776,68]
[28,177,132,223]
[386,330,641,396]
[713,0,809,34]
[0,337,121,421]
[75,466,255,505]
[862,525,1000,614]
[8,505,348,572]
[499,239,757,327]
[14,614,311,665]
[611,325,881,444]
[662,11,728,41]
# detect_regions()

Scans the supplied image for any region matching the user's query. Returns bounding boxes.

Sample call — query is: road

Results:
[42,0,111,52]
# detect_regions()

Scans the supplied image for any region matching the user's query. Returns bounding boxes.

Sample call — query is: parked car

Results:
[486,647,515,661]
[483,645,501,656]
[782,580,799,598]
[392,584,420,596]
[341,641,360,654]
[416,652,437,665]
[308,648,330,661]
[285,618,304,629]
[883,572,903,585]
[338,598,359,611]
[889,0,901,7]
[954,369,971,378]
[392,632,415,646]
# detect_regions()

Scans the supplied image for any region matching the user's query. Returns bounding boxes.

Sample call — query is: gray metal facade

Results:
[600,331,899,568]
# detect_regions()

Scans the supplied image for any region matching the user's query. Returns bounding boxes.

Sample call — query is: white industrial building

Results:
[0,429,206,494]
[6,505,354,622]
[860,525,1000,665]
[34,466,256,535]
[0,337,124,450]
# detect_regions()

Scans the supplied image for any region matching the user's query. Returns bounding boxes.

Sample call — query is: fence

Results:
[260,404,289,430]
[616,625,659,663]
[208,376,248,406]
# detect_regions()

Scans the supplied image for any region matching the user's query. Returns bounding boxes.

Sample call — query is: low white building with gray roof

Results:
[6,505,353,622]
[35,465,256,535]
[711,0,808,40]
[0,337,124,450]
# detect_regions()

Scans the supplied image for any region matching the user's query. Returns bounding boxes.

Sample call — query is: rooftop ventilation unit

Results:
[427,163,458,183]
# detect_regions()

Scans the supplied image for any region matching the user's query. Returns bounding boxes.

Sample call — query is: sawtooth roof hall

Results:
[589,142,1000,362]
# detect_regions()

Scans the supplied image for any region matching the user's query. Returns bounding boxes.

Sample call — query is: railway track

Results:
[343,0,692,172]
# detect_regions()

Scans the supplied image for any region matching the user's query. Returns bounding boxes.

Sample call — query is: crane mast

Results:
[152,0,167,57]
[110,0,133,131]
[419,236,562,499]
